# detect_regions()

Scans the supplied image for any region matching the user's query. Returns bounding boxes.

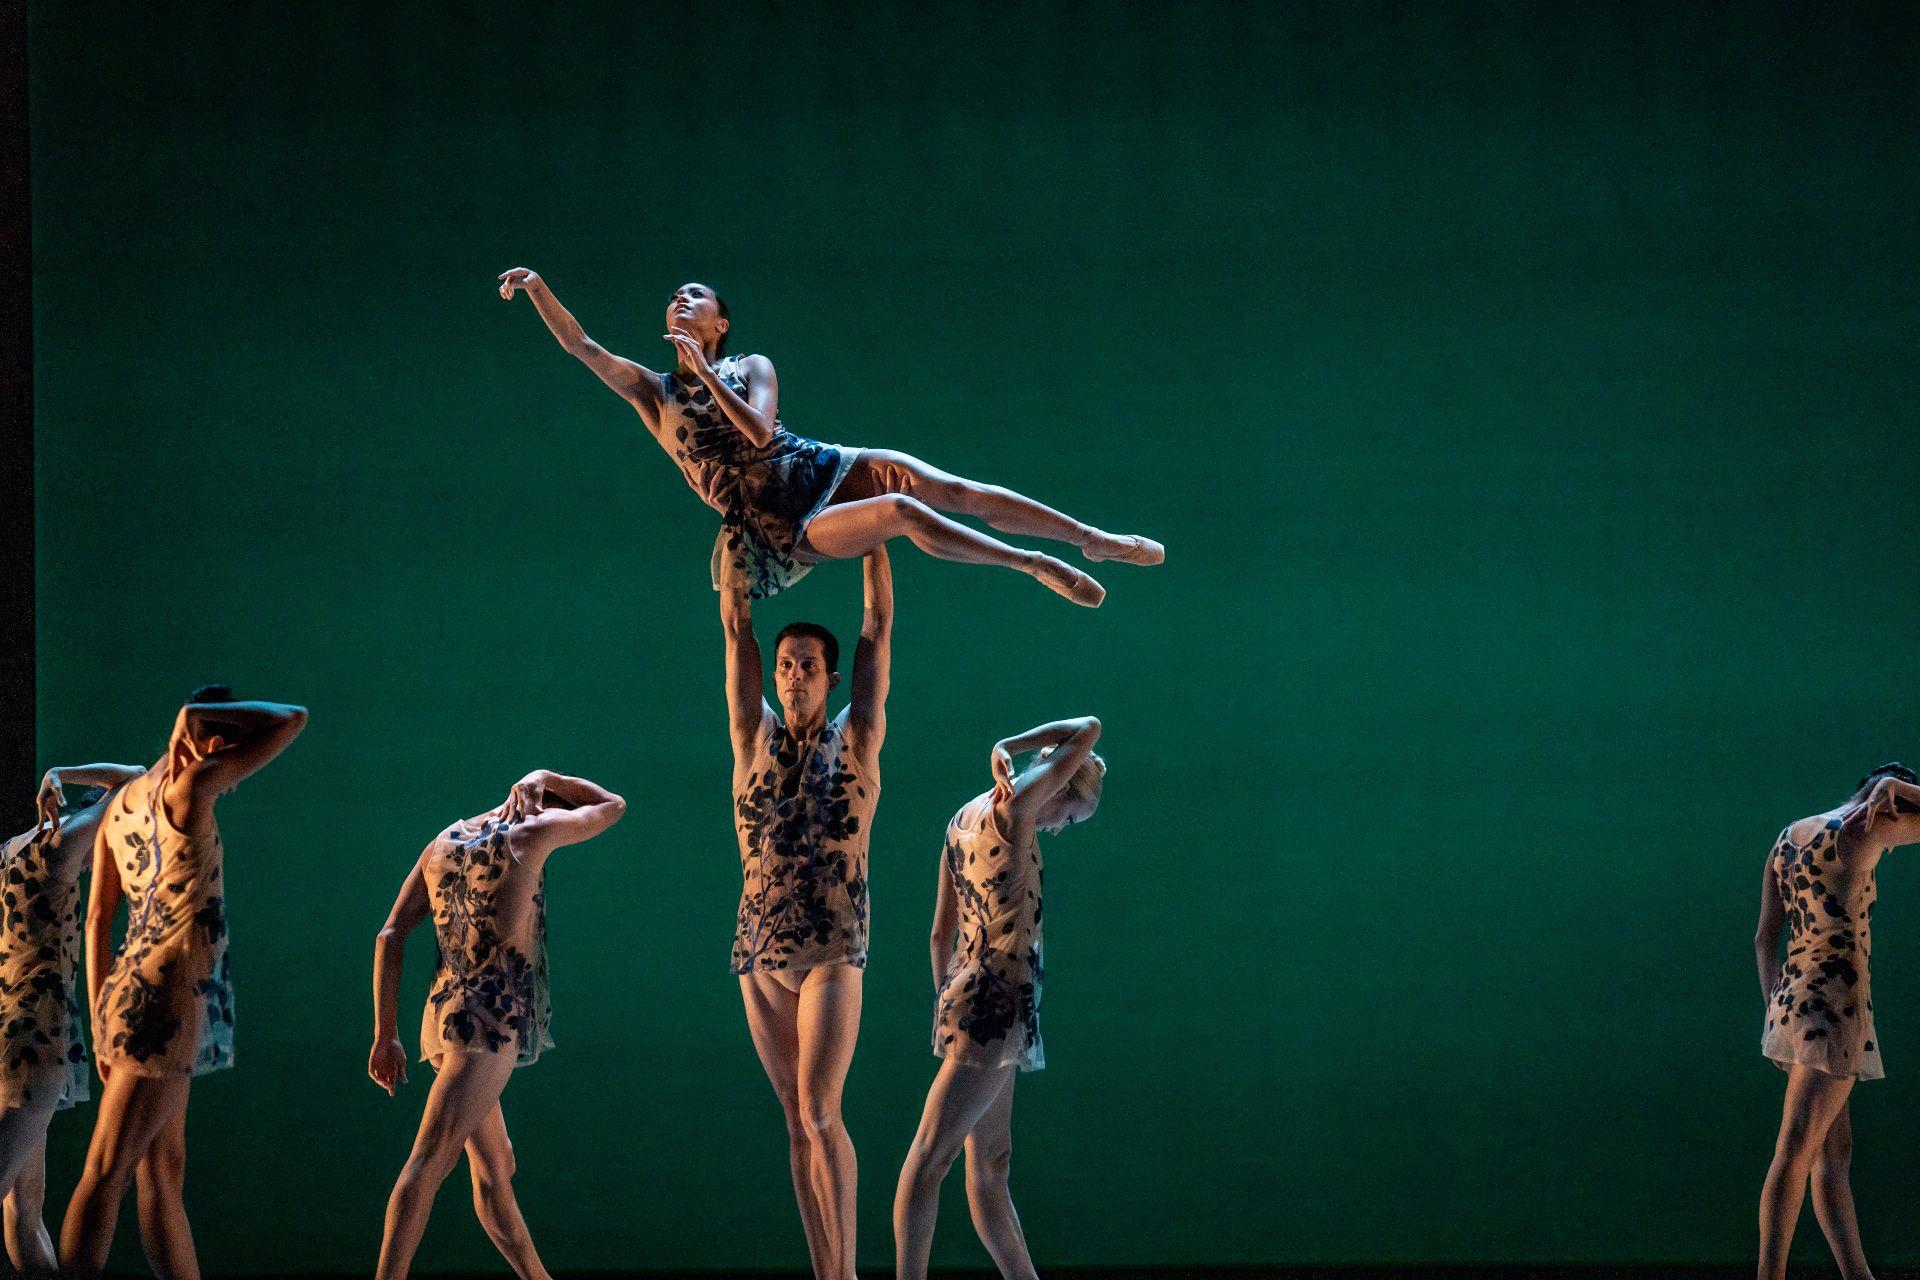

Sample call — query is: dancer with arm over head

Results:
[724,547,892,1280]
[0,765,142,1273]
[1756,761,1920,1280]
[61,688,306,1279]
[501,271,1162,605]
[369,770,625,1280]
[894,715,1104,1280]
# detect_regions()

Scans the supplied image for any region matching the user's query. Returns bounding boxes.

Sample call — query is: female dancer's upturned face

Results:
[665,283,727,347]
[773,635,839,724]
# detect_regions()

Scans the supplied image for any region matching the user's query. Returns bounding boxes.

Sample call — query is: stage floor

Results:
[188,1268,1920,1280]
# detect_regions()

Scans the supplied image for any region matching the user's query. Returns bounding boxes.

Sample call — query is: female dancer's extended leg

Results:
[1758,1063,1857,1280]
[893,1061,1021,1280]
[804,496,1107,607]
[0,1110,57,1273]
[962,1071,1037,1280]
[740,965,863,1280]
[465,1103,551,1280]
[60,1072,193,1276]
[1808,1100,1872,1280]
[376,1049,518,1280]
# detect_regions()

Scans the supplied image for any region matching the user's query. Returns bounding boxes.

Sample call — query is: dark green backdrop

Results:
[29,1,1920,1271]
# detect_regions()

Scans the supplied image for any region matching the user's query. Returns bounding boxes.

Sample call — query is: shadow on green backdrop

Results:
[29,1,1920,1271]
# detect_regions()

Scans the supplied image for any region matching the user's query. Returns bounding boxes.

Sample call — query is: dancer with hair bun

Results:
[894,715,1104,1280]
[499,270,1163,605]
[1755,760,1920,1280]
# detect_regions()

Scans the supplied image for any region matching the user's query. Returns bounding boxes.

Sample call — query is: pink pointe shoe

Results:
[1084,533,1166,566]
[1033,557,1106,607]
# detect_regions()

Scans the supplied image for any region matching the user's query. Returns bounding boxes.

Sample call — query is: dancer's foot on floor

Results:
[1083,532,1165,566]
[1032,556,1106,607]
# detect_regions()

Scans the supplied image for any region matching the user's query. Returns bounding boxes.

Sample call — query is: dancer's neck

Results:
[782,707,828,738]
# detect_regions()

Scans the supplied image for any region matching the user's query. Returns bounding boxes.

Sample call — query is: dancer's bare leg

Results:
[962,1072,1038,1280]
[1758,1062,1855,1280]
[59,1071,192,1276]
[795,964,863,1280]
[893,1061,1018,1280]
[133,1102,199,1280]
[841,450,1163,566]
[740,972,833,1279]
[465,1103,552,1280]
[375,1049,516,1280]
[1809,1100,1874,1280]
[804,495,1105,607]
[0,1118,57,1274]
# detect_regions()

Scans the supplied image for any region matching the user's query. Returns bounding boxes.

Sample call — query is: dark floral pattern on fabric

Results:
[422,820,552,1067]
[1763,822,1884,1079]
[95,778,235,1078]
[731,708,878,973]
[934,797,1045,1072]
[0,829,91,1109]
[658,356,855,600]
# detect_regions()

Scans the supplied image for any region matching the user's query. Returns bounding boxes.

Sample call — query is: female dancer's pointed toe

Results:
[1035,558,1106,607]
[1085,534,1165,567]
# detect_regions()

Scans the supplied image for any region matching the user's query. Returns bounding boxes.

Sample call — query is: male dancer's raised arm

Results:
[721,586,776,764]
[848,546,894,760]
[498,268,664,421]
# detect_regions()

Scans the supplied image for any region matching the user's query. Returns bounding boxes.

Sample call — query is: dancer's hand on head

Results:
[34,770,62,835]
[990,744,1016,805]
[497,268,541,300]
[505,773,545,822]
[368,1037,408,1096]
[663,327,713,379]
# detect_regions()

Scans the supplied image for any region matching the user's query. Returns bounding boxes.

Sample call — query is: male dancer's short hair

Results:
[1856,761,1918,792]
[773,622,839,673]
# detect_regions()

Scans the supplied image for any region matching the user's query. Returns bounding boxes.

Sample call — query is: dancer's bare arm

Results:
[1859,777,1920,848]
[35,764,143,830]
[370,853,430,1095]
[721,588,775,763]
[995,716,1103,825]
[499,268,664,424]
[1755,845,1784,1002]
[507,771,627,859]
[663,329,778,447]
[85,820,124,1037]
[929,851,958,990]
[848,546,894,759]
[181,701,309,794]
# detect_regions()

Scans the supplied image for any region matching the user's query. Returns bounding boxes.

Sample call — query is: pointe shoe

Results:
[1084,533,1165,567]
[1033,557,1106,607]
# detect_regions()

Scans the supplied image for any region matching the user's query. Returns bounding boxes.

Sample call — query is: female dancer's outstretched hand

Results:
[368,1036,408,1096]
[990,743,1017,806]
[498,267,541,300]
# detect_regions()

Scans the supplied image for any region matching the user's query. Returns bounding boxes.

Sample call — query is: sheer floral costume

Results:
[1763,816,1885,1079]
[934,794,1045,1072]
[731,707,880,974]
[0,827,92,1109]
[94,773,234,1077]
[659,355,857,600]
[420,817,553,1068]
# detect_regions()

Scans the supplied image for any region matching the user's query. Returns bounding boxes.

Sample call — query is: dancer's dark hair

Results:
[774,621,839,673]
[1856,761,1918,793]
[714,291,731,357]
[188,683,236,705]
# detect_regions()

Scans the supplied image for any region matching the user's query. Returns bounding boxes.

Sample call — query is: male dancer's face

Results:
[772,636,839,726]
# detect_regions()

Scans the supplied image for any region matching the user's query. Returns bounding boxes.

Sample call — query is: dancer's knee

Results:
[964,1137,1012,1194]
[877,492,935,530]
[798,1097,845,1143]
[905,1133,963,1185]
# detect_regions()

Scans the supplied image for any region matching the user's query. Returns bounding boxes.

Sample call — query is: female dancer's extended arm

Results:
[663,329,779,448]
[499,268,664,419]
[370,854,430,1095]
[929,850,957,991]
[849,547,894,753]
[1754,850,1784,1002]
[992,716,1103,820]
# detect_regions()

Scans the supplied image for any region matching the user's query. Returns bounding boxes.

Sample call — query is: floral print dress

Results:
[95,773,234,1078]
[731,707,879,974]
[420,817,553,1068]
[658,355,857,600]
[0,826,92,1109]
[934,794,1044,1072]
[1763,815,1885,1079]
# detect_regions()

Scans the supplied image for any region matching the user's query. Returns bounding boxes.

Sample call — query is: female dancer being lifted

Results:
[1754,761,1920,1280]
[368,770,625,1280]
[498,271,1163,604]
[0,764,142,1273]
[894,715,1104,1280]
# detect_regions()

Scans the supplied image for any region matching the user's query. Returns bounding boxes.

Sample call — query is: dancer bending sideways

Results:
[369,770,625,1280]
[895,715,1104,1280]
[1755,761,1920,1280]
[0,764,142,1273]
[499,270,1163,604]
[724,547,894,1280]
[62,688,307,1279]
